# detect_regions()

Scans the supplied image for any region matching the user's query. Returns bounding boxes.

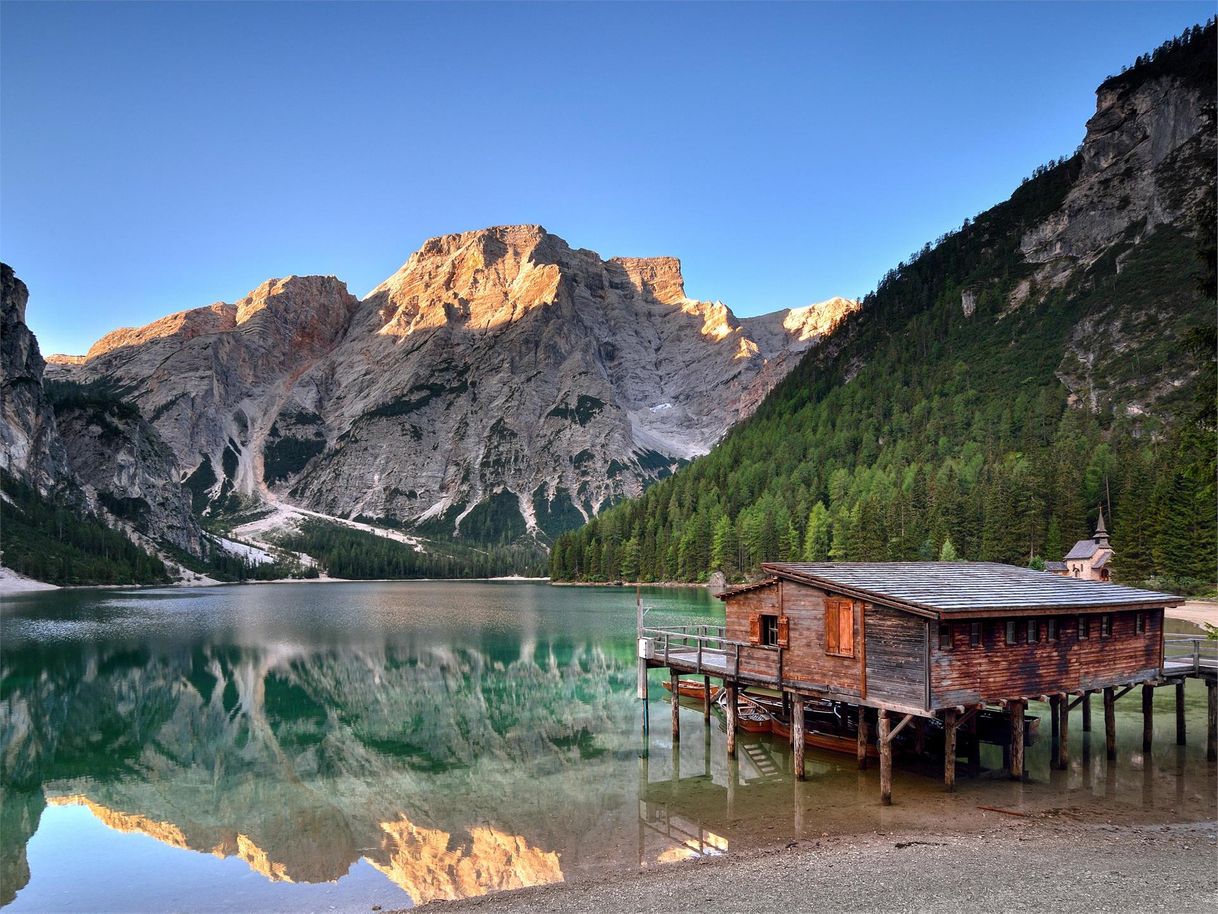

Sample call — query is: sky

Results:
[2,1,1212,356]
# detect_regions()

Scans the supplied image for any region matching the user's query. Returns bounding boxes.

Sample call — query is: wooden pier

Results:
[637,562,1215,804]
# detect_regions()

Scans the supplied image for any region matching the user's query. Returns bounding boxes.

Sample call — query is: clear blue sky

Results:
[2,1,1211,355]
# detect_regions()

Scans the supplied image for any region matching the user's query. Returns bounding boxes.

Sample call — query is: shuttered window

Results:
[753,613,789,647]
[825,598,855,658]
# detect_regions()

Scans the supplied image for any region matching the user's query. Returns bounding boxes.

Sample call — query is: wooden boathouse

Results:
[639,562,1217,804]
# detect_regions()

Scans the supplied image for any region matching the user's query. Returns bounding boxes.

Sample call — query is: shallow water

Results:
[0,582,1213,912]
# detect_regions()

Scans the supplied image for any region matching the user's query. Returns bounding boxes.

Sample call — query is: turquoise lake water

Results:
[1,581,1213,912]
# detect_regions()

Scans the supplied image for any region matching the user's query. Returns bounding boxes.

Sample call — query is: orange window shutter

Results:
[840,602,855,657]
[777,616,790,647]
[749,613,761,644]
[825,600,840,654]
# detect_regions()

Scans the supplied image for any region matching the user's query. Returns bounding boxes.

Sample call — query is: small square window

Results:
[1047,618,1059,641]
[1100,614,1112,639]
[1027,619,1039,643]
[1005,620,1018,646]
[761,614,779,646]
[1078,616,1089,640]
[969,621,982,647]
[939,623,952,651]
[1134,612,1145,634]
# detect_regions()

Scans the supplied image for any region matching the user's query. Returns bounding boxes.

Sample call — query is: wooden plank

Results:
[1142,683,1154,754]
[943,709,957,792]
[1050,694,1061,765]
[857,710,870,771]
[703,675,712,722]
[671,671,681,743]
[1010,700,1025,781]
[790,692,805,781]
[1104,686,1116,761]
[725,682,737,759]
[1082,691,1092,732]
[1058,694,1069,771]
[879,709,892,806]
[1176,681,1186,746]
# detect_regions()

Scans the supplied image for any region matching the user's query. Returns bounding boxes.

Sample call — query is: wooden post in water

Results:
[1010,700,1025,781]
[1082,691,1092,732]
[636,585,645,700]
[857,710,870,771]
[1104,686,1117,761]
[1175,681,1186,746]
[1207,680,1217,763]
[725,681,738,759]
[703,676,712,723]
[878,709,892,806]
[791,693,806,781]
[1142,683,1154,754]
[670,670,681,742]
[943,709,957,792]
[1049,695,1061,767]
[1057,693,1069,771]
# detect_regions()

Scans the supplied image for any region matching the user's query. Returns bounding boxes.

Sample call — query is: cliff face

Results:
[0,264,69,492]
[50,228,854,542]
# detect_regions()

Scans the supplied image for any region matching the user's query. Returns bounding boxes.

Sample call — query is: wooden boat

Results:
[772,716,880,760]
[709,690,774,733]
[661,678,721,701]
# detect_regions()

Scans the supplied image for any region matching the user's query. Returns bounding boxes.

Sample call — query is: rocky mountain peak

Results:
[609,256,687,305]
[782,296,861,341]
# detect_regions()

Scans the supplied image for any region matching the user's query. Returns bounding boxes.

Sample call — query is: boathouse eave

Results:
[758,562,1185,620]
[756,564,938,619]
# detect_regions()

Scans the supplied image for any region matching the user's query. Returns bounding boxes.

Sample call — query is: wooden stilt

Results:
[1104,686,1116,761]
[943,709,957,792]
[1175,681,1186,746]
[1049,695,1061,768]
[670,670,681,742]
[1142,683,1154,754]
[1057,693,1069,770]
[1082,691,1092,732]
[1207,680,1216,763]
[857,710,870,771]
[725,681,738,759]
[914,718,926,756]
[703,676,712,722]
[791,692,805,781]
[878,709,893,806]
[1010,700,1025,781]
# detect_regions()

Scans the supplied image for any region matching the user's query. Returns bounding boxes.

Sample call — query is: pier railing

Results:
[641,624,780,681]
[1163,636,1218,676]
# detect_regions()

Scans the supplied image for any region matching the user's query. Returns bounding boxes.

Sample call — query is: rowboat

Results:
[772,715,880,760]
[661,678,722,702]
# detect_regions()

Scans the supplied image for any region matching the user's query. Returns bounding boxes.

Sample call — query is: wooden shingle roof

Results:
[758,561,1182,616]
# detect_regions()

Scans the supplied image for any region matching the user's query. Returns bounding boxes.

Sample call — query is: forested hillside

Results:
[551,22,1217,594]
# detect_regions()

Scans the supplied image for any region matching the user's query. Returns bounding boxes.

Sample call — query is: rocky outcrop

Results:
[0,264,70,492]
[53,228,854,541]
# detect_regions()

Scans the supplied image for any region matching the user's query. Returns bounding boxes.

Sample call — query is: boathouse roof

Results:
[755,562,1182,615]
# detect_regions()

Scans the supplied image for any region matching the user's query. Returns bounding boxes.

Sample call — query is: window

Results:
[1027,619,1039,643]
[825,598,856,658]
[1135,612,1146,635]
[969,621,983,647]
[1100,614,1112,639]
[939,623,953,650]
[1078,616,1089,640]
[749,613,789,647]
[762,614,779,646]
[1046,618,1059,642]
[1005,620,1018,646]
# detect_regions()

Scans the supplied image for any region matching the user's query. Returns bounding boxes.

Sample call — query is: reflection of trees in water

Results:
[0,638,639,904]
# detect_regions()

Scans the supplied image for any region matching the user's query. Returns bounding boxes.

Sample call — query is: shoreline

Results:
[416,819,1218,913]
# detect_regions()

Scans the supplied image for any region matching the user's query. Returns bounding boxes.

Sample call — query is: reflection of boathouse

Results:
[641,562,1218,804]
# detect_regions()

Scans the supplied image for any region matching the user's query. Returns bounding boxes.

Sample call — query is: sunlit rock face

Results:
[49,227,854,541]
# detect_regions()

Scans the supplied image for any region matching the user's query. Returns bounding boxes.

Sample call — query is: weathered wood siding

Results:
[864,605,927,708]
[780,581,863,697]
[930,609,1163,707]
[723,583,781,680]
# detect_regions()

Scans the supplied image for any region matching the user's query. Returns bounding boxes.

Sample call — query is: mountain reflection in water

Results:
[0,582,724,911]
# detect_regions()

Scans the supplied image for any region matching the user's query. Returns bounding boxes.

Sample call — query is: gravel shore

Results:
[418,820,1217,914]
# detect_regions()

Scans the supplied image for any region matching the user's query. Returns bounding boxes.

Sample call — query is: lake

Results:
[1,581,1214,912]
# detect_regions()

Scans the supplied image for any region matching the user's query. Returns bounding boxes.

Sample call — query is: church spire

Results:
[1094,509,1109,548]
